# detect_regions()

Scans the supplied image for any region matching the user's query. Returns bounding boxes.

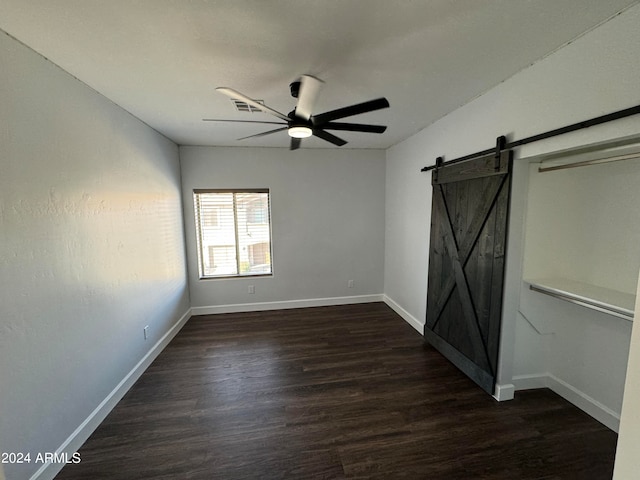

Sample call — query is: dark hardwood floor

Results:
[56,303,617,479]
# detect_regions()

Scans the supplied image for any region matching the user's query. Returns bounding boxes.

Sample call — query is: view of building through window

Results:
[193,190,272,278]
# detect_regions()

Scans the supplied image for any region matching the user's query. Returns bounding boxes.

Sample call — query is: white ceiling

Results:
[0,0,637,149]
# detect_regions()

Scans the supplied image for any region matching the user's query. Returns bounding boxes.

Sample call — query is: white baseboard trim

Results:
[32,308,192,480]
[190,294,385,316]
[512,373,620,432]
[546,374,620,432]
[493,383,515,402]
[383,295,424,334]
[512,373,549,391]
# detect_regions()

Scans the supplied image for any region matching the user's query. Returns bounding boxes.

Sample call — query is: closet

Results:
[518,136,640,430]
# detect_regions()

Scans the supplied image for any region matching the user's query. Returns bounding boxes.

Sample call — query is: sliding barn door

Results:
[425,151,512,394]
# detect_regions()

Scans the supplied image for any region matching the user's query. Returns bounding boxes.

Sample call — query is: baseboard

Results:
[512,373,549,391]
[31,308,192,480]
[512,373,620,432]
[190,294,384,316]
[546,374,620,432]
[383,295,424,334]
[493,383,515,401]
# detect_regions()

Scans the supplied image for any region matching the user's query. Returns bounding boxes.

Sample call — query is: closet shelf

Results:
[527,277,635,321]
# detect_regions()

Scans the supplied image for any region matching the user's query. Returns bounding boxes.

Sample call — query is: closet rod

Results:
[421,103,640,172]
[538,151,640,173]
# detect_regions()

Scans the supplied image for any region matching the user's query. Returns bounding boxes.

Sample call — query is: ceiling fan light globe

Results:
[288,126,312,138]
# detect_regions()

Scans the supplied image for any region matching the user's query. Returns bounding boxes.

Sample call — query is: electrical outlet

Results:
[143,325,149,340]
[348,280,354,288]
[248,285,255,294]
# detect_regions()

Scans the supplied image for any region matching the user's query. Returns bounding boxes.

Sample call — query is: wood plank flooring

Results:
[55,303,618,479]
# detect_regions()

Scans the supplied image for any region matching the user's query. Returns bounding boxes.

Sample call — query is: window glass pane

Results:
[196,192,237,276]
[194,191,272,278]
[208,245,236,276]
[236,192,272,275]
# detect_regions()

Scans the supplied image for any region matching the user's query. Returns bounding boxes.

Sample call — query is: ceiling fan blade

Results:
[295,75,324,121]
[313,129,347,147]
[237,126,288,141]
[202,119,286,125]
[216,87,290,122]
[290,137,302,150]
[312,97,390,125]
[321,122,387,133]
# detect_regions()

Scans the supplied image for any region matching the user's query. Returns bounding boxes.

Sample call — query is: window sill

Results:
[199,273,273,281]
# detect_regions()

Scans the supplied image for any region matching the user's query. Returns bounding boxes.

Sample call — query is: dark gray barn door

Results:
[425,151,512,394]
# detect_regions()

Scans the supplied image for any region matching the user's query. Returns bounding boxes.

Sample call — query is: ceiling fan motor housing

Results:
[289,80,301,98]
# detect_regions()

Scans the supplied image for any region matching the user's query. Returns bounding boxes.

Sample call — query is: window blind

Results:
[194,190,272,278]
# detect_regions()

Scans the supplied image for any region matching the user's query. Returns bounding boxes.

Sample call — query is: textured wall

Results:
[0,31,189,479]
[180,146,386,309]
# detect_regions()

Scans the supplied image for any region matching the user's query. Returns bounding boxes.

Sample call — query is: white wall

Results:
[0,31,190,480]
[385,2,640,415]
[524,159,640,294]
[180,146,386,312]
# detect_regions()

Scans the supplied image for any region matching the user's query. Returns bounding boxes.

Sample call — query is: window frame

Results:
[193,189,273,280]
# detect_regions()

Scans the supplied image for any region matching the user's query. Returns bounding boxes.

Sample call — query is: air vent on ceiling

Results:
[231,99,265,113]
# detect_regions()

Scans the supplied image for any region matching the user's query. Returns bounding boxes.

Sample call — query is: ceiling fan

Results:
[204,75,389,150]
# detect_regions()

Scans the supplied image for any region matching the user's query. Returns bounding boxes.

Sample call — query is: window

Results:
[201,208,220,227]
[194,190,272,278]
